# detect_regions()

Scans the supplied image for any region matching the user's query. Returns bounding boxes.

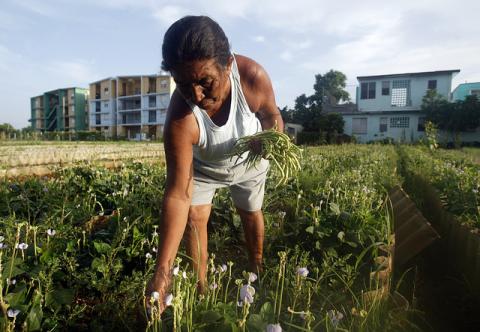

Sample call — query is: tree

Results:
[289,70,350,134]
[422,90,480,147]
[0,123,16,139]
[311,70,350,107]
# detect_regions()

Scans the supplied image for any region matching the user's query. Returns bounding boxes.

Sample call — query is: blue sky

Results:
[1,0,479,129]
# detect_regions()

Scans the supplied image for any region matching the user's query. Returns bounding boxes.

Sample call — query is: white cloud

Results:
[280,50,293,62]
[152,5,190,27]
[252,35,265,43]
[13,0,58,17]
[45,59,101,85]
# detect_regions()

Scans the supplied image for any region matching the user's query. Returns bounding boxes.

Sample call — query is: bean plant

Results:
[0,145,418,331]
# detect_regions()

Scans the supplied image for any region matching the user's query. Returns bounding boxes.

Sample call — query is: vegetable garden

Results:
[1,142,479,331]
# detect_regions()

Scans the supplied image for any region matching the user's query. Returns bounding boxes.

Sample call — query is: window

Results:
[95,114,101,125]
[428,80,437,90]
[95,101,101,113]
[361,82,376,99]
[104,87,109,92]
[471,89,480,97]
[149,110,157,123]
[104,103,108,108]
[122,114,127,124]
[391,80,411,107]
[149,78,156,93]
[382,81,390,96]
[160,80,168,89]
[149,96,156,108]
[379,117,388,132]
[352,118,367,134]
[418,117,425,132]
[390,116,410,128]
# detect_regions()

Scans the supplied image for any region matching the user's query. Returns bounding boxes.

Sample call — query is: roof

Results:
[357,69,460,81]
[340,110,423,116]
[323,103,358,114]
[90,74,171,84]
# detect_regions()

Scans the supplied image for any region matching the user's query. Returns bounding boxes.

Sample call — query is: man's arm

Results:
[147,93,196,305]
[253,66,284,132]
[236,55,284,131]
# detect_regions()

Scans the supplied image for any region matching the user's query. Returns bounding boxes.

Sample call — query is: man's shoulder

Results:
[235,54,266,88]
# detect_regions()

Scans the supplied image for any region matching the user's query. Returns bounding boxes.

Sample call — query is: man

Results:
[146,15,283,310]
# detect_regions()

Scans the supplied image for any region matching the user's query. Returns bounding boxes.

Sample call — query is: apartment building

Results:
[339,70,460,143]
[29,88,89,132]
[89,75,175,139]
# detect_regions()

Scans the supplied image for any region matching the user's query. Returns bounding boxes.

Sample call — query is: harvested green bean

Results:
[228,125,302,186]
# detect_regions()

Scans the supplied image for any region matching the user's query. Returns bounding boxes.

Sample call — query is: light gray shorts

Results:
[191,158,269,211]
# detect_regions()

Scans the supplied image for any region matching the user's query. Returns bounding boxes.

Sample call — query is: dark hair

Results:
[161,16,231,71]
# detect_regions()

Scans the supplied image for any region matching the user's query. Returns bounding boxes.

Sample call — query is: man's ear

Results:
[226,55,234,73]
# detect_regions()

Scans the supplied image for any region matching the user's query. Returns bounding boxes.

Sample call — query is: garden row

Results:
[0,144,414,331]
[398,145,480,296]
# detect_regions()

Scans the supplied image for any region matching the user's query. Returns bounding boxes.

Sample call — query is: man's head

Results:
[161,16,231,72]
[162,16,233,111]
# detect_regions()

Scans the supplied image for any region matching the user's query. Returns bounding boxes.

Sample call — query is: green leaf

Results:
[1,257,25,279]
[93,241,111,255]
[5,285,28,307]
[260,301,274,321]
[200,310,223,324]
[26,291,43,331]
[246,314,265,331]
[45,288,75,311]
[65,240,76,253]
[329,202,341,216]
[305,226,314,234]
[337,231,345,241]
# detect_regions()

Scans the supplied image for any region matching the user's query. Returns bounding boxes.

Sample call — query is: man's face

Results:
[171,58,232,112]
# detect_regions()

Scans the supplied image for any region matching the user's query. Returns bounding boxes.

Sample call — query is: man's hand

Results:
[145,269,171,316]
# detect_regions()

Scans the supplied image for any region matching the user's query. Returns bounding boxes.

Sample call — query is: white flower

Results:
[152,247,157,253]
[145,253,152,259]
[248,272,257,283]
[152,231,158,238]
[16,243,28,250]
[0,243,6,249]
[240,284,255,304]
[220,264,228,272]
[278,211,286,219]
[209,283,218,290]
[172,266,180,276]
[182,271,187,279]
[164,293,173,306]
[299,311,306,320]
[296,267,309,277]
[7,309,20,318]
[266,323,282,332]
[7,278,16,285]
[327,310,344,327]
[0,236,4,242]
[47,229,56,237]
[210,266,217,274]
[151,291,160,301]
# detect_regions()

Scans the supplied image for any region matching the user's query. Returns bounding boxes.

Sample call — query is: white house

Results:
[340,70,460,143]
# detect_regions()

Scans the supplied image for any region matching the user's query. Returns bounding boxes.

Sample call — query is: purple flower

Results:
[266,323,282,332]
[296,267,309,277]
[240,284,255,304]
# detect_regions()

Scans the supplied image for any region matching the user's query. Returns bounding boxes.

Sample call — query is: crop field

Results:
[1,143,479,331]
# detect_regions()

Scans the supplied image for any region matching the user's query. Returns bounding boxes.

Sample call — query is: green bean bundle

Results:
[229,126,302,186]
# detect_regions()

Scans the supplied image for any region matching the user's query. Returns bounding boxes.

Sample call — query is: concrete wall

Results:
[343,113,426,143]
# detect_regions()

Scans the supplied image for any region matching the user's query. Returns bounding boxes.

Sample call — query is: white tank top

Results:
[191,55,262,168]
